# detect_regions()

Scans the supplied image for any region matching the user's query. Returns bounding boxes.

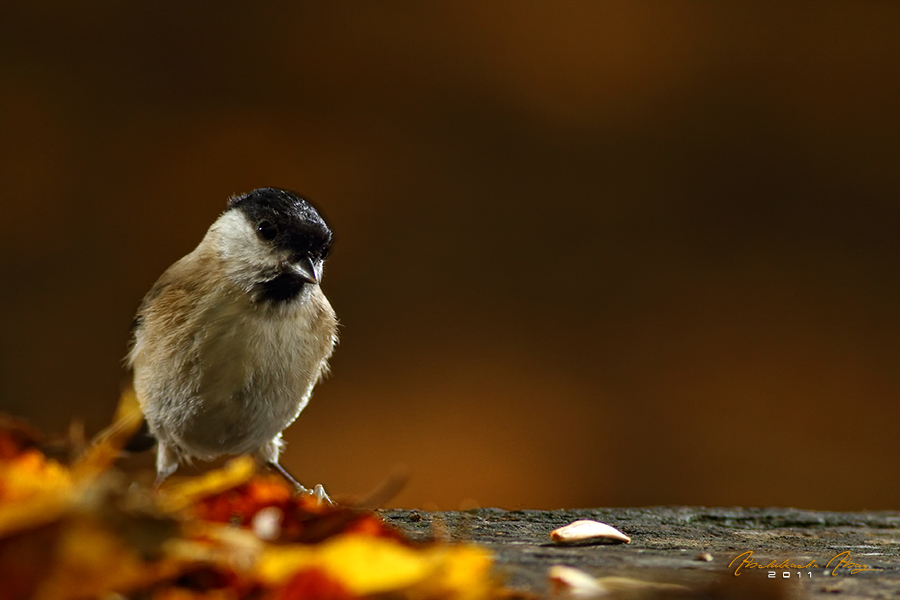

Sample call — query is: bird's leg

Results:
[265,459,306,490]
[266,460,334,506]
[257,437,333,505]
[154,441,179,487]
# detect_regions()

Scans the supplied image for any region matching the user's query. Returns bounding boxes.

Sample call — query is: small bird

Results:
[127,188,338,502]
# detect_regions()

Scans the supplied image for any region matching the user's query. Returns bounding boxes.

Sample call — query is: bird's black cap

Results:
[228,188,332,261]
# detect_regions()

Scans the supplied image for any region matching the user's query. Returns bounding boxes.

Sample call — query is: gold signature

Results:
[729,550,883,576]
[825,551,884,576]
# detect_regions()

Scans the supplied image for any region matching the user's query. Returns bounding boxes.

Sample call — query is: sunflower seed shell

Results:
[550,519,631,544]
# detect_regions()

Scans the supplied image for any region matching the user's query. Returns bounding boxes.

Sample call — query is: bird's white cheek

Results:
[210,211,283,286]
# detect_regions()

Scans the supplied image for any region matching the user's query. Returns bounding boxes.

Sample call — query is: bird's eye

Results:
[257,220,278,241]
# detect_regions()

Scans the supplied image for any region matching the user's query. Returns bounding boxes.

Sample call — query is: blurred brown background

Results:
[1,2,898,510]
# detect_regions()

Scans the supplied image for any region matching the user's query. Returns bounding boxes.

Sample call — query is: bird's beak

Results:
[290,256,318,284]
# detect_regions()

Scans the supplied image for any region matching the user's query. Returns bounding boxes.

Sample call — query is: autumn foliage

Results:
[0,392,497,600]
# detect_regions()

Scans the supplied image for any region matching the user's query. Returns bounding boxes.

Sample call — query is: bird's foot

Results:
[302,483,334,506]
[266,460,334,506]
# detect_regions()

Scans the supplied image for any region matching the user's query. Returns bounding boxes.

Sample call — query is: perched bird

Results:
[127,188,338,502]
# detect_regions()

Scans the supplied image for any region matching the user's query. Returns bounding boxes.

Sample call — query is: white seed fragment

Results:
[594,577,691,595]
[550,519,631,544]
[251,506,283,541]
[548,566,692,598]
[548,565,607,598]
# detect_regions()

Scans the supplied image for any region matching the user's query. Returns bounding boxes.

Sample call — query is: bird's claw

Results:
[266,461,334,505]
[299,483,334,506]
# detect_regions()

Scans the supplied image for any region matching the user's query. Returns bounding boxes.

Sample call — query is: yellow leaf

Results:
[32,517,184,600]
[258,534,494,599]
[157,456,257,514]
[0,451,74,536]
[72,388,145,481]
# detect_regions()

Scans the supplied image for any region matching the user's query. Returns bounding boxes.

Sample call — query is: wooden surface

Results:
[381,507,900,599]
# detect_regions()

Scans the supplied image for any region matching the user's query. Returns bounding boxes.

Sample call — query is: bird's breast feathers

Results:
[134,277,337,458]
